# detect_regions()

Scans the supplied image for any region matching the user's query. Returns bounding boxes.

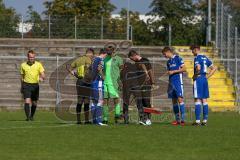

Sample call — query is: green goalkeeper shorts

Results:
[104,83,119,99]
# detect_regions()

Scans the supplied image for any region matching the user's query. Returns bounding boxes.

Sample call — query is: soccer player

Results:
[20,50,45,121]
[102,46,123,124]
[121,58,140,124]
[91,49,108,126]
[67,48,94,124]
[128,50,155,125]
[190,45,217,126]
[162,47,186,126]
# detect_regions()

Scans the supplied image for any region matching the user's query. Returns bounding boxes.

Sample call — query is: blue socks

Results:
[195,102,201,123]
[173,103,185,122]
[179,102,185,122]
[173,104,180,121]
[203,102,209,122]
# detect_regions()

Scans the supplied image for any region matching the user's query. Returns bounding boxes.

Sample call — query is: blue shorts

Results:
[193,75,209,99]
[168,82,184,99]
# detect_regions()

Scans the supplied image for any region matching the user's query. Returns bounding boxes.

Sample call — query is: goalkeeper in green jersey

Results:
[102,46,123,124]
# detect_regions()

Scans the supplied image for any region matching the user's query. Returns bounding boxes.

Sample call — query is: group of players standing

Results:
[20,45,217,126]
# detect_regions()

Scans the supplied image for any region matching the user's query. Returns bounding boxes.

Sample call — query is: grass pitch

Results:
[0,111,239,160]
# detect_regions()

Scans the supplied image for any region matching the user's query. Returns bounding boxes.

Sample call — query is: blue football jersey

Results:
[92,57,104,81]
[194,54,213,75]
[167,55,184,84]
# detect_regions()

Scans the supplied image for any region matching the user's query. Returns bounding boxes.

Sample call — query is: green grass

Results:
[0,111,240,160]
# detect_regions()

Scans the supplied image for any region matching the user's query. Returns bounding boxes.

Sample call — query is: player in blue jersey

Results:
[162,47,186,126]
[190,45,217,126]
[91,49,108,126]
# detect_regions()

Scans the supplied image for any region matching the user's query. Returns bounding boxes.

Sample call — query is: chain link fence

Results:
[216,0,240,109]
[0,15,128,40]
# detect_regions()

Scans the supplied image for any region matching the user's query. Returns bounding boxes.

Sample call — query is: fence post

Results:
[127,0,130,40]
[207,0,212,44]
[220,3,224,60]
[21,16,24,39]
[216,0,219,49]
[227,14,232,72]
[75,16,77,39]
[101,16,103,39]
[235,27,238,87]
[168,24,172,46]
[48,15,51,39]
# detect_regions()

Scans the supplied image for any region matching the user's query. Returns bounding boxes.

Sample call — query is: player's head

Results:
[85,48,94,58]
[27,50,36,64]
[99,48,108,58]
[162,47,174,58]
[190,45,200,56]
[105,46,115,56]
[128,49,141,61]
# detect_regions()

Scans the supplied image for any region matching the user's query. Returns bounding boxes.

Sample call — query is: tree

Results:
[25,5,48,38]
[148,0,205,45]
[0,0,20,38]
[42,0,116,39]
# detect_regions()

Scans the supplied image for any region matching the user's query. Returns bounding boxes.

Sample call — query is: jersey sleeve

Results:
[70,59,77,68]
[20,63,24,75]
[178,57,184,66]
[206,57,213,67]
[39,62,45,73]
[166,61,170,71]
[194,58,200,68]
[118,56,123,67]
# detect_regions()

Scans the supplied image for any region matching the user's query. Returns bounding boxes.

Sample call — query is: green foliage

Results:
[148,0,205,45]
[0,0,20,38]
[25,6,48,38]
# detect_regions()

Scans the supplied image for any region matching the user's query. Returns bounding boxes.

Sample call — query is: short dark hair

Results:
[190,45,200,50]
[162,47,173,53]
[28,50,35,54]
[128,50,138,58]
[99,48,107,55]
[86,48,94,54]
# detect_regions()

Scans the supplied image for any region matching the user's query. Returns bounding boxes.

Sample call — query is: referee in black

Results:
[20,50,45,121]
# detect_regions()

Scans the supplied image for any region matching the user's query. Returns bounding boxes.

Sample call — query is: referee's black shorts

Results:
[22,82,39,101]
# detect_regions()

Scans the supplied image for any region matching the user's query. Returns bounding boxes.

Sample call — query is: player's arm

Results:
[192,63,201,80]
[39,63,46,82]
[139,63,150,81]
[207,65,217,79]
[39,71,45,82]
[98,63,105,80]
[168,65,186,75]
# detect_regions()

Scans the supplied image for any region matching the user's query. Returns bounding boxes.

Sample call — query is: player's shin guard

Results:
[24,103,30,120]
[96,106,102,124]
[203,102,209,122]
[179,102,185,122]
[195,102,202,123]
[91,104,97,124]
[84,103,90,123]
[115,103,121,117]
[173,104,180,121]
[30,104,37,118]
[103,105,109,122]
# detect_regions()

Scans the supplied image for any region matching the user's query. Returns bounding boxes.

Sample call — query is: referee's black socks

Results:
[30,104,37,119]
[76,103,83,124]
[24,103,30,121]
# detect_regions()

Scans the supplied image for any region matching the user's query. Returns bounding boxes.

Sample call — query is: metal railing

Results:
[0,15,129,40]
